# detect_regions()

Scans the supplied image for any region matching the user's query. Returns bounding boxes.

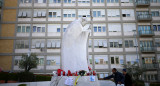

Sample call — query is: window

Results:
[78,0,90,3]
[107,0,119,3]
[63,9,76,18]
[93,26,106,32]
[47,60,56,65]
[151,11,160,17]
[122,9,134,18]
[32,39,45,49]
[94,40,107,48]
[20,0,32,3]
[38,58,44,66]
[110,40,122,48]
[64,0,75,3]
[93,0,104,3]
[33,25,45,32]
[108,23,121,32]
[49,0,61,3]
[92,10,105,17]
[111,56,120,64]
[155,39,160,47]
[78,9,90,18]
[63,28,66,32]
[34,10,46,18]
[107,9,120,17]
[14,59,19,65]
[123,23,136,32]
[94,56,108,65]
[138,26,151,32]
[153,25,160,31]
[88,40,92,48]
[49,10,61,18]
[125,40,134,48]
[140,41,153,48]
[17,25,31,33]
[18,10,31,18]
[16,40,29,49]
[121,0,132,3]
[150,0,160,3]
[34,0,46,3]
[57,28,61,32]
[47,40,61,48]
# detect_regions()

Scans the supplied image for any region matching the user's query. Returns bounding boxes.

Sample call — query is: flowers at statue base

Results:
[55,68,96,76]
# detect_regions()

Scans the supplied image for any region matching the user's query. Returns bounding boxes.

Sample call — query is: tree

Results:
[123,62,146,80]
[19,53,38,72]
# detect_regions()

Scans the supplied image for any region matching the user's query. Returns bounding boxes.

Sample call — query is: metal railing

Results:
[137,14,152,20]
[139,30,154,36]
[140,47,155,52]
[142,63,159,69]
[136,0,150,6]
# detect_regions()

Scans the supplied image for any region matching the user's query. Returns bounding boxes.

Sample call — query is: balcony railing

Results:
[139,30,154,36]
[136,0,150,6]
[142,63,159,69]
[137,14,152,21]
[140,47,155,52]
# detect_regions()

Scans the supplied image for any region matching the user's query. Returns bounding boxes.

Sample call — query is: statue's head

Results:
[80,16,88,27]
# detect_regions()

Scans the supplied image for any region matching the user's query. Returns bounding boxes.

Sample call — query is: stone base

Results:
[50,76,100,86]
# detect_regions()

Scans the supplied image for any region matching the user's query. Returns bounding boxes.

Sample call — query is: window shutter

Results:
[18,11,23,17]
[36,42,41,48]
[103,41,107,48]
[38,12,42,17]
[34,12,38,18]
[42,12,46,17]
[47,42,51,48]
[94,40,98,47]
[56,41,61,48]
[22,12,27,17]
[89,40,92,47]
[51,41,56,48]
[41,43,45,48]
[99,40,103,47]
[119,40,122,44]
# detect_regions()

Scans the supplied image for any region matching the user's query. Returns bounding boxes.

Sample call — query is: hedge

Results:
[150,83,160,86]
[133,80,145,86]
[0,72,52,82]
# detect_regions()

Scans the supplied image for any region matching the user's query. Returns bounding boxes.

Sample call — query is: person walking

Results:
[122,69,133,86]
[104,68,125,85]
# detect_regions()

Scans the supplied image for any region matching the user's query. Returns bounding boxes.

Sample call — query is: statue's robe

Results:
[61,19,90,73]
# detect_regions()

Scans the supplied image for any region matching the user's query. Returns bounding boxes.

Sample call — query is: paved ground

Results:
[0,80,116,86]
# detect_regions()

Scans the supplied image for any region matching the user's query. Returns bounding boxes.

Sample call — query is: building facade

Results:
[0,0,160,82]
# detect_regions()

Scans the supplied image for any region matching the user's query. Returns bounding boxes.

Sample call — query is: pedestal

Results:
[50,76,100,86]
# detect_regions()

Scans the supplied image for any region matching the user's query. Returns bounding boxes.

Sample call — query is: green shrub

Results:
[18,84,27,86]
[0,72,7,80]
[133,80,145,86]
[35,75,51,81]
[150,83,160,86]
[18,72,35,82]
[8,73,18,81]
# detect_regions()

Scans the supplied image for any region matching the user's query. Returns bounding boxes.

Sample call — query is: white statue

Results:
[61,17,91,73]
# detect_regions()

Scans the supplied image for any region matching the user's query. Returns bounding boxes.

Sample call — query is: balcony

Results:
[136,0,150,7]
[139,30,154,37]
[0,0,2,8]
[142,63,159,70]
[137,14,152,21]
[140,47,155,53]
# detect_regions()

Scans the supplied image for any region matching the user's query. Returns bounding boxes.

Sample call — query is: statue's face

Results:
[81,17,88,27]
